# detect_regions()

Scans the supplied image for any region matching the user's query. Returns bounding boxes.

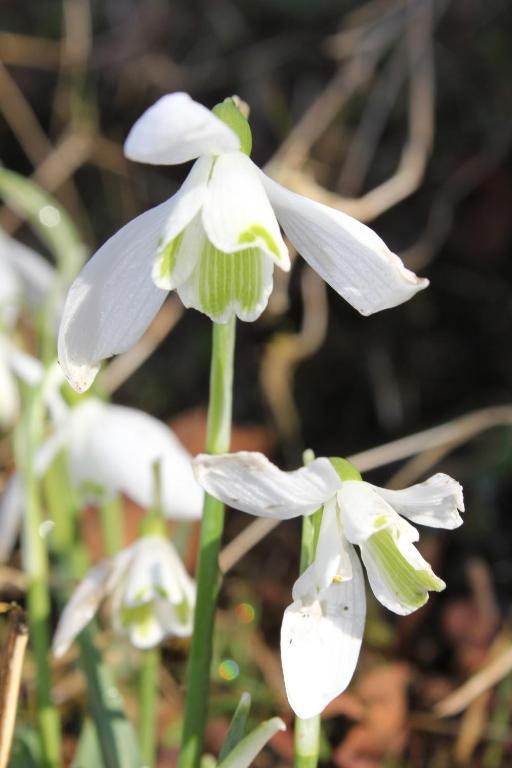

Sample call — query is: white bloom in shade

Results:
[53,534,196,655]
[0,340,43,430]
[39,397,203,520]
[58,92,428,392]
[193,452,464,718]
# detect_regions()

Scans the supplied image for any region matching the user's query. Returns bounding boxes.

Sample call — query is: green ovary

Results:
[366,527,444,609]
[199,240,263,319]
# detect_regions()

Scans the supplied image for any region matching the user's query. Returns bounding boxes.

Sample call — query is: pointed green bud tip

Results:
[329,457,362,482]
[138,513,168,539]
[212,96,252,156]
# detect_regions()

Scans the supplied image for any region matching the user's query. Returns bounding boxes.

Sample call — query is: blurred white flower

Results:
[0,396,203,562]
[39,397,203,520]
[53,534,195,654]
[193,451,464,718]
[57,92,428,392]
[0,339,44,430]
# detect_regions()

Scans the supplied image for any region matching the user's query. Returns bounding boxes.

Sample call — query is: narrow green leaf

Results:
[72,719,102,767]
[217,717,285,768]
[78,627,142,768]
[218,692,251,763]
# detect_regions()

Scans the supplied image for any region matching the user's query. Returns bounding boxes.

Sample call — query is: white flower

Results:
[39,397,203,520]
[57,92,428,392]
[0,339,43,430]
[193,451,464,718]
[53,534,196,654]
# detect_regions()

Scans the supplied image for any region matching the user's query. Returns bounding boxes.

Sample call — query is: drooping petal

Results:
[292,497,352,600]
[152,158,212,290]
[262,173,428,315]
[281,545,366,719]
[67,399,203,520]
[337,481,407,545]
[58,200,173,392]
[177,234,274,323]
[201,153,289,268]
[360,523,445,615]
[369,474,464,530]
[53,560,115,656]
[124,92,240,166]
[193,452,341,519]
[0,473,23,562]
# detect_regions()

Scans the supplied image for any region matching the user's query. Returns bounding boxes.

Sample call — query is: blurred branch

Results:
[0,605,29,768]
[220,404,512,573]
[0,33,61,70]
[260,267,328,464]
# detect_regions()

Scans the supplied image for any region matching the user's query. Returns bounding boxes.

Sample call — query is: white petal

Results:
[0,256,21,327]
[126,610,167,649]
[281,546,366,719]
[292,497,352,600]
[67,399,203,520]
[177,234,274,323]
[58,200,172,392]
[152,158,212,290]
[193,452,340,519]
[337,481,410,545]
[370,473,464,530]
[0,473,23,562]
[262,173,428,315]
[53,560,114,656]
[0,345,19,429]
[201,153,289,268]
[0,230,55,308]
[124,92,240,165]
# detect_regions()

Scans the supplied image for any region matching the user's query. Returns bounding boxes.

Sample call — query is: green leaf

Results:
[71,719,103,767]
[217,717,285,768]
[218,692,251,763]
[78,627,143,768]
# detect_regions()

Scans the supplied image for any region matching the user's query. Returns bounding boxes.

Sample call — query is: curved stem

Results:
[179,318,236,768]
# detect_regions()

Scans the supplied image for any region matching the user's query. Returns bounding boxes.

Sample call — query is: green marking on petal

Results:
[120,601,155,634]
[212,97,252,156]
[366,527,445,609]
[157,230,184,283]
[329,457,362,482]
[239,224,280,260]
[197,239,266,320]
[373,514,388,529]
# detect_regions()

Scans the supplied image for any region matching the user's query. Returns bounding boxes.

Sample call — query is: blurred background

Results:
[1,0,512,765]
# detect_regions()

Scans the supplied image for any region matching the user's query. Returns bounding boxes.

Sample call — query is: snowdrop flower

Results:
[193,452,464,718]
[39,397,203,520]
[53,532,196,654]
[58,92,428,392]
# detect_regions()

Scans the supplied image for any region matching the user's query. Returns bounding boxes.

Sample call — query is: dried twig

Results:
[0,605,29,768]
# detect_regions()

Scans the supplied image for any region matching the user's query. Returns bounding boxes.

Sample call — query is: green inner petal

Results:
[198,239,264,319]
[120,601,155,634]
[366,527,444,609]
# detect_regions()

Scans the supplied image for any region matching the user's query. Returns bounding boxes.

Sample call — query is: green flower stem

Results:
[99,495,124,557]
[16,382,62,768]
[139,646,160,767]
[294,451,322,768]
[179,317,236,768]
